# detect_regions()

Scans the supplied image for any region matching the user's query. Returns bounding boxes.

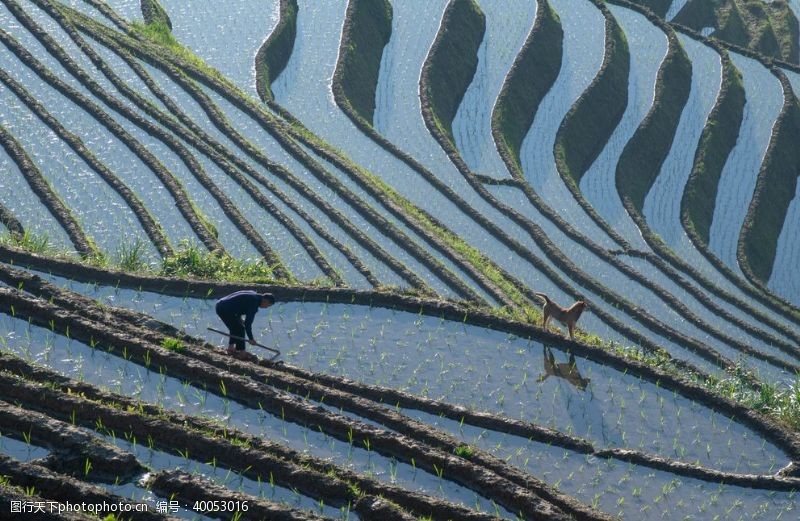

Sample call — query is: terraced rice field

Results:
[1,0,799,519]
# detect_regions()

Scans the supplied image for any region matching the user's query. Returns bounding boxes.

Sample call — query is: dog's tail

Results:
[533,292,551,305]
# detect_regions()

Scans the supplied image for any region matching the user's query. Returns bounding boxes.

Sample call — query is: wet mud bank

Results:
[334,0,392,124]
[739,71,800,286]
[0,124,95,257]
[3,0,226,256]
[554,0,630,247]
[5,266,800,500]
[0,63,174,258]
[0,361,520,521]
[255,0,297,101]
[0,400,144,483]
[423,0,793,378]
[0,281,575,520]
[0,452,167,520]
[67,0,509,303]
[610,0,800,329]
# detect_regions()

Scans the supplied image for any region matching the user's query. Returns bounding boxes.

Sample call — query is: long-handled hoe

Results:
[207,327,281,361]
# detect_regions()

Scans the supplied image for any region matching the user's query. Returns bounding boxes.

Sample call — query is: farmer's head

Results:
[260,293,275,308]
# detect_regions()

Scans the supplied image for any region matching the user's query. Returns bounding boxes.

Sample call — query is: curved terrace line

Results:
[57,0,792,374]
[12,0,321,281]
[450,0,537,181]
[708,53,782,278]
[0,353,515,521]
[609,13,800,360]
[334,0,760,372]
[42,1,343,284]
[0,286,575,520]
[552,1,630,250]
[579,5,668,252]
[573,10,796,350]
[255,0,296,101]
[739,69,800,291]
[768,72,800,307]
[538,9,775,350]
[426,1,797,376]
[578,0,800,338]
[679,40,743,276]
[7,247,800,466]
[65,29,381,288]
[663,25,800,325]
[333,0,709,363]
[0,2,225,256]
[605,1,800,332]
[326,0,547,306]
[85,4,499,301]
[0,63,174,259]
[0,124,95,257]
[517,0,617,250]
[259,0,531,304]
[6,262,800,500]
[616,29,691,216]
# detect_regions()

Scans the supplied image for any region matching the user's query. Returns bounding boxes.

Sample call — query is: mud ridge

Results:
[37,2,345,285]
[615,23,691,212]
[254,0,297,101]
[0,64,174,258]
[81,10,475,297]
[0,352,501,521]
[6,265,800,494]
[1,0,225,256]
[643,17,800,323]
[9,268,800,496]
[738,68,800,287]
[41,0,345,283]
[29,267,799,495]
[0,367,539,521]
[14,0,306,280]
[67,2,511,304]
[0,452,168,520]
[0,400,144,484]
[421,0,788,378]
[607,0,800,334]
[553,0,631,249]
[0,285,572,520]
[0,124,95,257]
[51,18,382,288]
[0,202,24,239]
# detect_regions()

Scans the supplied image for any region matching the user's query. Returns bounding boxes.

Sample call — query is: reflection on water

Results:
[537,345,590,391]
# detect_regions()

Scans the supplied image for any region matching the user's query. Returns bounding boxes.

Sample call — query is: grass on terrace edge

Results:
[6,230,800,432]
[44,16,800,432]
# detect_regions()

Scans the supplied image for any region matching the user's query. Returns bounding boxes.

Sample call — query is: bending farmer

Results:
[215,290,275,355]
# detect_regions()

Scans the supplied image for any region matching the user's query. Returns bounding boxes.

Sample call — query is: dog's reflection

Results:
[537,345,590,391]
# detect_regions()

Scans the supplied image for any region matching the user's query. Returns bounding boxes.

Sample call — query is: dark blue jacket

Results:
[216,290,262,340]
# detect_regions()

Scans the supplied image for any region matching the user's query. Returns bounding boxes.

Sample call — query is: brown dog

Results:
[533,293,586,339]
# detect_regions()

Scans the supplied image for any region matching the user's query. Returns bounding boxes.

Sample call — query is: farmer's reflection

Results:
[536,345,590,391]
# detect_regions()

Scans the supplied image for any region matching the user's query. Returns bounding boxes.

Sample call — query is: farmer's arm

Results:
[243,309,257,341]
